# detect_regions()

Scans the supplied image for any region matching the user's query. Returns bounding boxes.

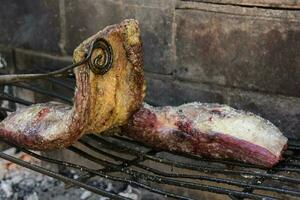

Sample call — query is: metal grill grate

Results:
[0,77,300,200]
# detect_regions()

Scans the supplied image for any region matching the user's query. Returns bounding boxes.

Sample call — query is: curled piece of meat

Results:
[0,19,145,150]
[123,103,288,167]
[0,19,288,168]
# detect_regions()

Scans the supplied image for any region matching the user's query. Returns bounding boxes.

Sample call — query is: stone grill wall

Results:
[0,0,299,139]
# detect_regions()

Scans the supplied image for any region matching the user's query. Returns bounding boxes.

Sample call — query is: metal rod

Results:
[43,145,272,199]
[113,136,267,169]
[0,107,14,112]
[0,38,113,85]
[46,77,75,91]
[11,83,72,104]
[13,145,194,200]
[288,140,300,146]
[79,137,300,197]
[0,62,80,85]
[0,93,32,106]
[0,151,130,200]
[66,141,276,199]
[92,135,300,184]
[70,139,152,185]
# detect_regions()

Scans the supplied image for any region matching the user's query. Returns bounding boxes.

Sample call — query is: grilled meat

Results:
[123,103,288,167]
[0,19,145,150]
[0,19,288,168]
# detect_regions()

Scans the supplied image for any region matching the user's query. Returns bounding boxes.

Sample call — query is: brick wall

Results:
[0,0,299,140]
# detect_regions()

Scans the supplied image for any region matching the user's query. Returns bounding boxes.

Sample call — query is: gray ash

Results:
[0,167,164,200]
[0,148,165,200]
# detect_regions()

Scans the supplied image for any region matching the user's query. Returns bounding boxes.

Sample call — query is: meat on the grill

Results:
[0,19,145,150]
[123,103,288,167]
[0,19,288,167]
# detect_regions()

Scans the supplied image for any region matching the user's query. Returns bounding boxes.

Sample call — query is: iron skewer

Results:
[0,38,113,85]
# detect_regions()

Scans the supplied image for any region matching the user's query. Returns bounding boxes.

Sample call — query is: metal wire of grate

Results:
[0,77,299,200]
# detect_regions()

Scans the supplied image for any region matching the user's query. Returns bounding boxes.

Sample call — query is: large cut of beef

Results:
[123,103,287,167]
[0,19,145,150]
[0,20,288,167]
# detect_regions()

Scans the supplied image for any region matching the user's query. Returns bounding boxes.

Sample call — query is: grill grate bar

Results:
[138,165,300,196]
[67,146,195,200]
[287,146,300,151]
[289,155,300,160]
[78,139,138,163]
[0,77,299,199]
[46,77,75,91]
[64,149,152,190]
[288,140,300,147]
[113,136,269,169]
[77,135,300,197]
[117,136,300,174]
[11,143,195,200]
[0,151,130,200]
[10,83,73,104]
[114,135,300,170]
[92,135,300,184]
[0,106,14,112]
[273,167,300,172]
[67,141,276,199]
[68,146,116,167]
[0,93,32,106]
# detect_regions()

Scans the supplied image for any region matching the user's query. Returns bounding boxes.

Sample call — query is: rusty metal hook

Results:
[0,38,113,85]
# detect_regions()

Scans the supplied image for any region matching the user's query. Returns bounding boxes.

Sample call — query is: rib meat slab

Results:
[123,103,288,167]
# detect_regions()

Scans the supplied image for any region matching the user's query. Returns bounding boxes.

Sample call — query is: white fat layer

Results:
[196,115,287,157]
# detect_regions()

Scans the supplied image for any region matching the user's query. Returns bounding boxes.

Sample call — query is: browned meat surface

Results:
[0,19,288,168]
[0,19,145,150]
[73,20,145,133]
[123,103,288,167]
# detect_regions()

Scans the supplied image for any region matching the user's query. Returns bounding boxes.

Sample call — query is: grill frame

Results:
[0,77,299,200]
